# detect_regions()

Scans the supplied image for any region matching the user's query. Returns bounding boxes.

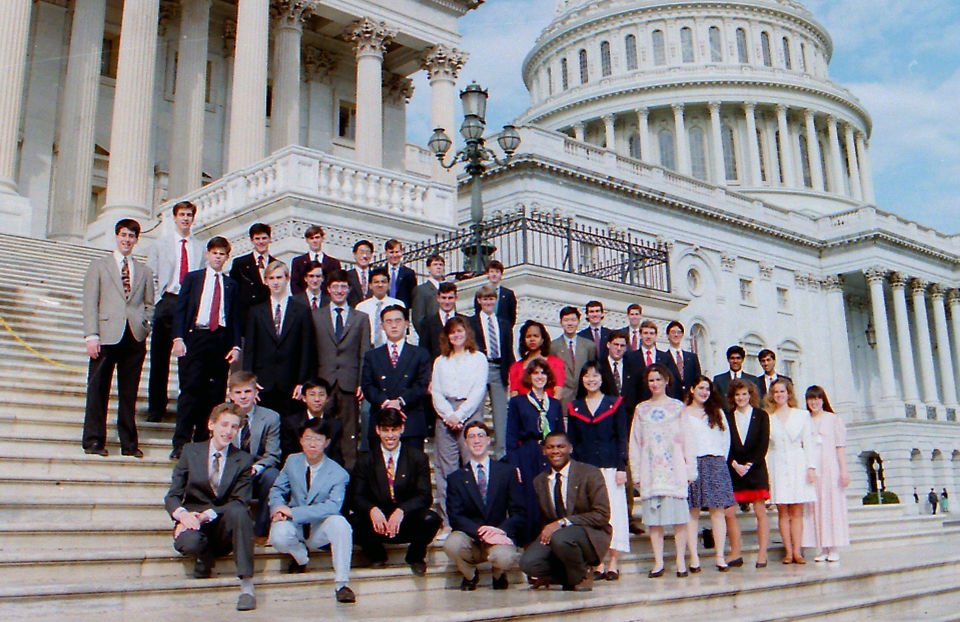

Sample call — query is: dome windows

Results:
[782,37,792,70]
[799,134,813,188]
[625,34,638,71]
[658,128,676,170]
[761,32,773,67]
[689,126,708,180]
[579,49,589,84]
[736,28,749,63]
[722,125,739,181]
[680,27,695,63]
[652,30,666,66]
[600,41,612,77]
[560,57,569,90]
[709,27,723,63]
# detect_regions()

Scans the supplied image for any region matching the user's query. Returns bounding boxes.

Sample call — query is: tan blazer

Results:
[551,335,597,405]
[83,253,155,344]
[533,460,612,561]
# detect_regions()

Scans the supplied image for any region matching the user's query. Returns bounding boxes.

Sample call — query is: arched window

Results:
[625,34,638,70]
[736,28,749,63]
[761,32,772,67]
[579,49,589,84]
[799,134,813,187]
[782,36,792,69]
[819,139,830,190]
[680,27,694,63]
[628,133,642,159]
[689,126,707,180]
[659,129,676,170]
[709,26,723,62]
[600,41,612,77]
[546,66,553,95]
[757,128,769,182]
[722,125,739,181]
[652,29,666,66]
[560,58,569,90]
[799,42,807,72]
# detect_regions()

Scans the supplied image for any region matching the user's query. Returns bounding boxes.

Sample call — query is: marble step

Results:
[0,474,169,502]
[0,498,162,523]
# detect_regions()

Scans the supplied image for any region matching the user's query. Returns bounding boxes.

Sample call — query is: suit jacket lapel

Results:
[305,457,323,505]
[218,446,244,501]
[104,256,126,298]
[317,309,335,342]
[388,347,412,392]
[339,307,359,343]
[249,407,263,455]
[278,299,298,342]
[465,466,486,514]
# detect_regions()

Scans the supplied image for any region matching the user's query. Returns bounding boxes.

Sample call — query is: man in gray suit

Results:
[268,418,356,603]
[82,218,154,458]
[409,253,445,335]
[551,306,597,414]
[313,269,370,470]
[227,371,281,537]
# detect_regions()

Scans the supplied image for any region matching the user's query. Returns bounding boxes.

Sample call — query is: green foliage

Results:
[862,491,900,505]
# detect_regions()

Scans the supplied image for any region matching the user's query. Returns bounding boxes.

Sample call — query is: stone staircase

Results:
[1,233,960,620]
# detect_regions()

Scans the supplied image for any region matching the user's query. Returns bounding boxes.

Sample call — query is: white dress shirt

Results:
[546,462,571,514]
[382,444,401,470]
[329,302,350,325]
[195,267,227,327]
[431,350,489,423]
[147,233,204,300]
[734,408,753,444]
[356,295,403,345]
[686,411,732,458]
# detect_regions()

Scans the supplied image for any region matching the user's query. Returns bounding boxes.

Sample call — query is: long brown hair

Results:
[684,375,725,430]
[804,385,835,413]
[438,316,478,357]
[762,378,799,412]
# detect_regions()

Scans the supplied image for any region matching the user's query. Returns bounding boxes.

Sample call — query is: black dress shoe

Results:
[604,570,620,581]
[677,570,689,578]
[121,448,144,459]
[628,523,646,535]
[169,447,182,460]
[593,570,605,581]
[84,446,109,457]
[368,560,386,569]
[146,412,164,423]
[460,570,479,591]
[492,573,509,590]
[727,557,744,568]
[193,559,213,579]
[336,586,357,603]
[286,559,307,574]
[530,577,551,589]
[648,568,665,578]
[409,561,427,576]
[689,566,701,574]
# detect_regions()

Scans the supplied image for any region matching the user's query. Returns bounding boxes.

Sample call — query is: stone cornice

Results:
[421,0,484,16]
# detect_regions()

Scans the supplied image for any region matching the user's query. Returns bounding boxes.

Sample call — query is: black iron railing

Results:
[375,206,671,293]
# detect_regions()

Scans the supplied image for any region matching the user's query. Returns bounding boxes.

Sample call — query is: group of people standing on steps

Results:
[79,200,851,610]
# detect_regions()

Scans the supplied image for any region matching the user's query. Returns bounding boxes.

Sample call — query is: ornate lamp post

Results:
[428,82,521,274]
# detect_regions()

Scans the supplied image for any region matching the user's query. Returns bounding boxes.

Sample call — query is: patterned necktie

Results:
[631,330,639,351]
[592,328,600,353]
[310,295,318,311]
[240,421,251,453]
[210,451,222,495]
[179,239,189,284]
[613,361,622,394]
[303,465,313,539]
[209,274,221,329]
[390,344,399,367]
[386,455,396,500]
[389,267,398,298]
[477,463,488,503]
[676,351,684,379]
[645,349,653,368]
[334,307,344,341]
[360,269,368,296]
[554,472,566,519]
[121,257,131,299]
[274,303,282,336]
[568,340,576,368]
[373,300,384,347]
[487,316,500,359]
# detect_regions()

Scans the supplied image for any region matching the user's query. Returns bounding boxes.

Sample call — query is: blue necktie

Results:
[477,464,488,503]
[335,308,344,341]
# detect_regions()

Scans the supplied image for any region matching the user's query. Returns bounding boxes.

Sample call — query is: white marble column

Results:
[573,123,585,142]
[49,0,106,240]
[931,285,958,407]
[672,104,691,176]
[227,0,270,173]
[636,108,650,161]
[345,18,396,168]
[803,109,824,191]
[864,267,898,402]
[911,279,940,407]
[103,0,162,217]
[220,20,237,174]
[947,291,960,394]
[602,114,616,152]
[844,123,863,202]
[823,275,857,407]
[270,1,314,153]
[855,131,875,204]
[826,115,845,195]
[0,0,32,194]
[890,273,921,404]
[708,102,725,185]
[422,44,467,183]
[168,0,213,198]
[743,102,761,185]
[775,104,795,187]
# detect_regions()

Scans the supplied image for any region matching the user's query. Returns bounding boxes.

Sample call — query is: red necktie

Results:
[630,330,638,351]
[645,349,653,367]
[676,351,684,379]
[310,295,318,311]
[390,344,399,367]
[179,239,189,284]
[209,274,221,329]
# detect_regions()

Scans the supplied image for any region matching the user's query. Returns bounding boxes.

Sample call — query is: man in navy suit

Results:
[471,260,517,329]
[713,345,759,409]
[290,225,342,297]
[345,239,374,306]
[417,281,463,360]
[624,320,676,402]
[268,418,356,603]
[663,321,702,400]
[756,348,792,399]
[171,237,241,460]
[470,285,515,458]
[578,300,612,360]
[444,421,526,590]
[228,223,276,333]
[383,239,416,308]
[360,305,432,451]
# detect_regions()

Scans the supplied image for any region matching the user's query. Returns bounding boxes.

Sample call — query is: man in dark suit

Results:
[383,239,416,308]
[313,269,370,471]
[349,408,442,575]
[552,306,597,412]
[410,253,445,333]
[622,303,643,351]
[292,261,325,311]
[578,300,612,360]
[443,421,525,590]
[519,431,611,591]
[471,260,517,329]
[713,345,759,409]
[346,239,374,306]
[164,403,258,611]
[624,319,676,403]
[418,281,462,360]
[290,225,342,297]
[243,261,316,418]
[82,218,154,458]
[664,321,702,400]
[756,348,792,399]
[361,305,432,451]
[228,222,276,333]
[281,377,344,466]
[470,285,515,458]
[171,236,242,460]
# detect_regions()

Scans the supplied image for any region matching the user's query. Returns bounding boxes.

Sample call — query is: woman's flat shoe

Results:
[593,571,605,581]
[648,568,665,578]
[689,566,701,574]
[795,557,806,565]
[826,553,840,562]
[755,561,767,568]
[717,564,729,572]
[676,570,688,578]
[814,554,828,562]
[727,557,743,568]
[604,571,620,581]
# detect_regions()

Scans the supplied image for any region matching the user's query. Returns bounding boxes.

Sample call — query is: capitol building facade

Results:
[2,0,958,499]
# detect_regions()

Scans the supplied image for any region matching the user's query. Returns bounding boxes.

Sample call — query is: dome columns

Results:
[742,102,761,187]
[708,102,725,186]
[803,109,825,192]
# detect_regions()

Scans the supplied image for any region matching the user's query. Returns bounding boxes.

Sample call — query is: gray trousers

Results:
[486,362,509,458]
[268,514,353,586]
[434,398,484,526]
[443,530,520,579]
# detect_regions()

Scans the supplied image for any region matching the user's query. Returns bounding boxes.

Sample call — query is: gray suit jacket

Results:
[533,460,612,561]
[312,305,371,393]
[551,335,597,404]
[268,453,350,529]
[410,281,439,334]
[83,253,155,344]
[238,405,281,471]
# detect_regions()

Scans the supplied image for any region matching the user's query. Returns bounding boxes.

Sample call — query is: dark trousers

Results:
[327,385,360,471]
[252,466,280,537]
[174,500,255,578]
[148,293,177,416]
[519,525,600,586]
[257,385,297,420]
[174,328,230,449]
[82,325,146,452]
[350,506,441,564]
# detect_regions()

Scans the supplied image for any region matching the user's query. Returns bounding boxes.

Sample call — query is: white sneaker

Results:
[814,553,828,562]
[826,553,840,562]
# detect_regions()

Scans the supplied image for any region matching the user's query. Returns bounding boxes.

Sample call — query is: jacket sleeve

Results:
[615,400,629,471]
[290,467,349,524]
[351,456,377,515]
[446,474,482,540]
[298,310,316,385]
[268,462,292,513]
[570,465,610,529]
[361,351,387,409]
[82,259,100,340]
[399,451,434,515]
[505,397,521,461]
[255,413,282,471]
[172,273,193,340]
[398,349,431,409]
[164,452,191,517]
[224,454,255,507]
[499,466,527,542]
[242,310,256,371]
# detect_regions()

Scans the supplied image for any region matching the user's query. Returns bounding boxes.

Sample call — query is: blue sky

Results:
[406,0,960,233]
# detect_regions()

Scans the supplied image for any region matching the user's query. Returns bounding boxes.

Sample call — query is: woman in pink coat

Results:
[804,385,850,562]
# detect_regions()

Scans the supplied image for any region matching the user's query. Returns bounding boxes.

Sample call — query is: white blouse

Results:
[430,350,488,423]
[686,409,731,458]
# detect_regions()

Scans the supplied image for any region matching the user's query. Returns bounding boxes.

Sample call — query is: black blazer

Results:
[345,267,371,307]
[713,371,759,410]
[599,357,643,421]
[172,269,241,350]
[361,343,432,439]
[290,253,342,297]
[567,396,629,471]
[579,326,613,360]
[756,374,793,399]
[624,348,677,402]
[242,298,316,394]
[445,460,526,543]
[229,253,277,329]
[164,442,255,516]
[351,444,432,516]
[725,407,770,492]
[664,349,703,400]
[384,264,417,308]
[280,410,344,466]
[417,312,466,360]
[469,313,515,388]
[472,285,518,328]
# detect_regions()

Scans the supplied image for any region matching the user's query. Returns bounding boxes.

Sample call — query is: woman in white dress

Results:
[763,379,817,564]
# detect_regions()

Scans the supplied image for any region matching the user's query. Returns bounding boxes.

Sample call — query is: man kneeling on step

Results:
[268,418,356,603]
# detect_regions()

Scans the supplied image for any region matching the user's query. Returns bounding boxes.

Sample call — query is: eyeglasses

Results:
[328,284,350,292]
